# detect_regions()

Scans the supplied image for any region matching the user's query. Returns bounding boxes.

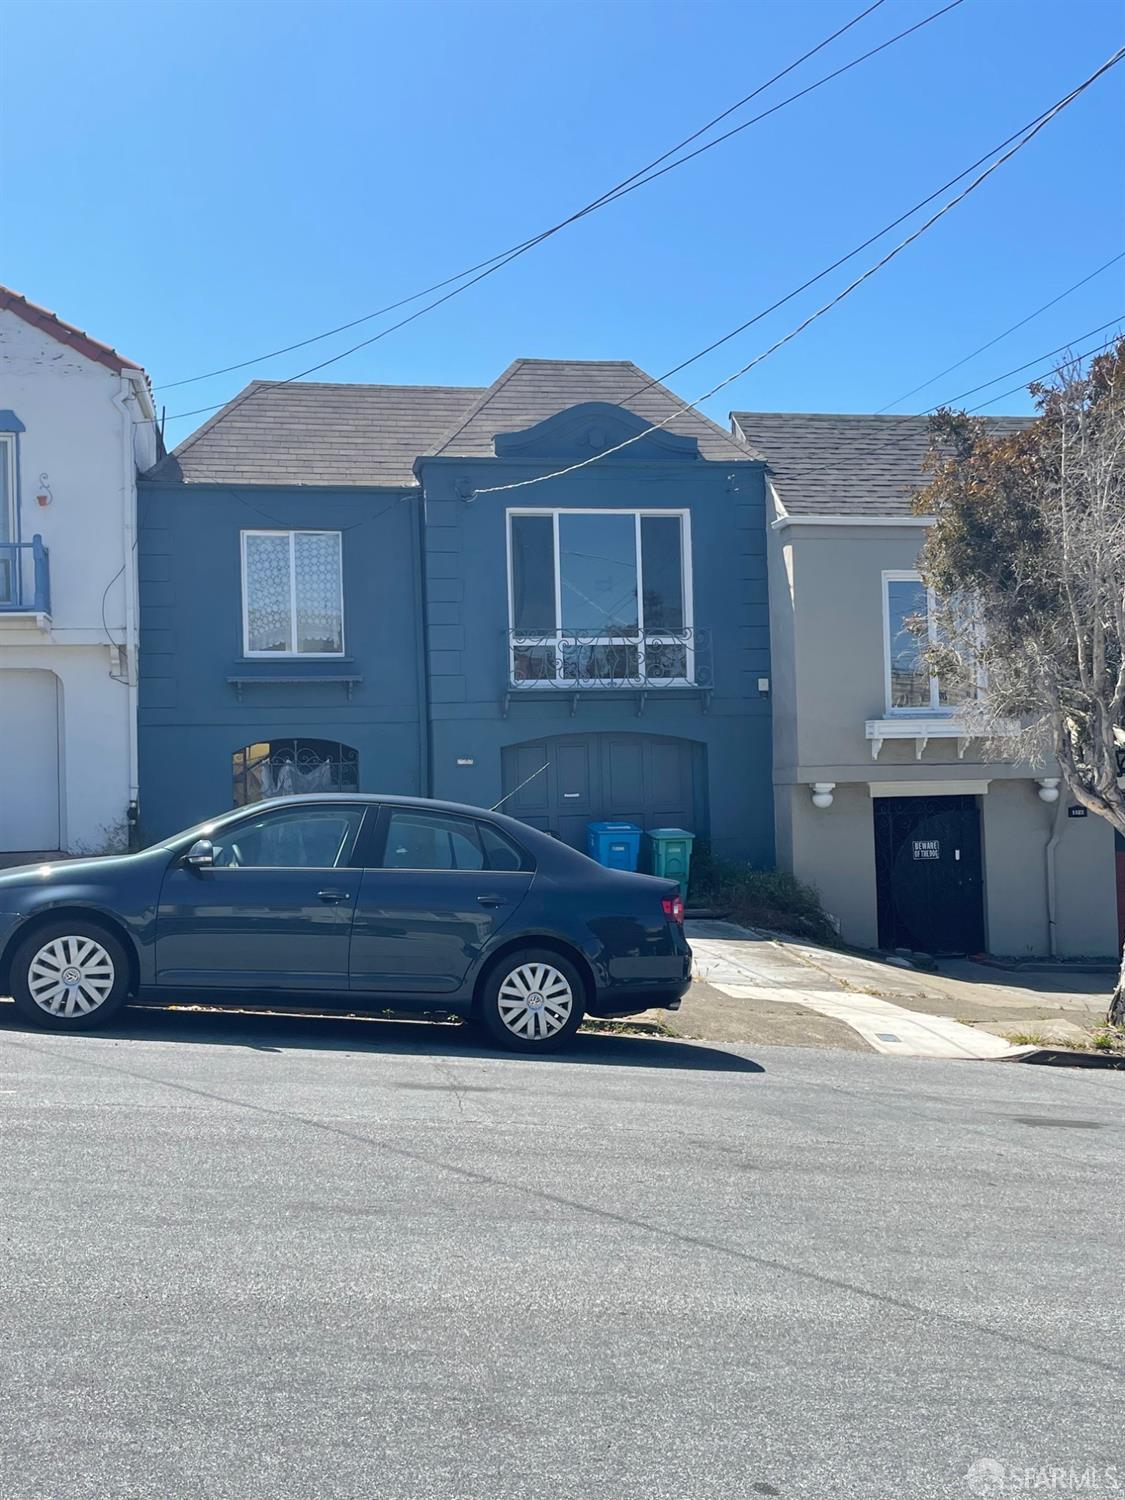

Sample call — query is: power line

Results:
[157,0,892,394]
[469,44,1125,500]
[877,249,1125,410]
[750,324,1123,512]
[934,315,1125,406]
[162,0,967,422]
[615,99,1099,414]
[964,331,1121,412]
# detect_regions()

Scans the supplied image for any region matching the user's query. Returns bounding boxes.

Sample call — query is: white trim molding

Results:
[771,513,933,531]
[865,715,973,761]
[868,780,991,798]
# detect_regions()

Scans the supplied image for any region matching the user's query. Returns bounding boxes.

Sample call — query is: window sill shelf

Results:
[865,715,1016,760]
[228,673,363,703]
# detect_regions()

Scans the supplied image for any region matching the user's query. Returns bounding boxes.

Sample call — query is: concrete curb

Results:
[994,1044,1125,1070]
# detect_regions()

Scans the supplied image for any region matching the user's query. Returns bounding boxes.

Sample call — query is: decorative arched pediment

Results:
[492,402,700,462]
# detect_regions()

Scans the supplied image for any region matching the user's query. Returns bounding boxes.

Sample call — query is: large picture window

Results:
[507,509,693,686]
[241,530,344,656]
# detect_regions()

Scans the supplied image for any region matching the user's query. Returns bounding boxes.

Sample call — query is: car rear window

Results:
[478,822,532,872]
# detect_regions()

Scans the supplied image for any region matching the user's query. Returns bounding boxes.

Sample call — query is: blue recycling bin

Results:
[586,821,642,872]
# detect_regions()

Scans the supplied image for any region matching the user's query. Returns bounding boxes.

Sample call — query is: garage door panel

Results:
[0,670,60,851]
[507,743,551,816]
[605,739,643,809]
[502,733,704,849]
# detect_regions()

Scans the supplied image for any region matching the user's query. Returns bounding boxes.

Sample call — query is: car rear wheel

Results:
[9,921,131,1031]
[478,949,585,1053]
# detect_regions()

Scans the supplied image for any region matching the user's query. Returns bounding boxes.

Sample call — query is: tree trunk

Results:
[1109,937,1125,1028]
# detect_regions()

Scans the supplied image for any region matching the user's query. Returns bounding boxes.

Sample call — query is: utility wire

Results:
[877,248,1125,410]
[615,96,1093,412]
[964,332,1121,412]
[163,0,966,422]
[158,0,892,394]
[935,314,1125,406]
[470,44,1125,500]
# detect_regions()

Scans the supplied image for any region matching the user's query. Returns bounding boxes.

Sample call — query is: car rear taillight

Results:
[662,894,684,925]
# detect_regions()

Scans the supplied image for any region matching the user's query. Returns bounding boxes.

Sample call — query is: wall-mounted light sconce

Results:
[810,782,836,810]
[1036,778,1061,803]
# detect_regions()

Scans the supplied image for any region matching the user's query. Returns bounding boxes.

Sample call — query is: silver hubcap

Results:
[28,936,115,1017]
[497,962,573,1040]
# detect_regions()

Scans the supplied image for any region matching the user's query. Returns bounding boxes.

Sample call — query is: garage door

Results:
[0,670,61,852]
[501,734,706,849]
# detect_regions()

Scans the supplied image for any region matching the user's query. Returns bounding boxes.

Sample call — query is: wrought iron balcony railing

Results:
[507,627,712,691]
[0,536,51,615]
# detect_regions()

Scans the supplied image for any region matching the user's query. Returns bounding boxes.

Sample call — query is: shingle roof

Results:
[730,411,1030,517]
[149,361,762,487]
[147,381,485,487]
[0,285,143,374]
[431,359,758,463]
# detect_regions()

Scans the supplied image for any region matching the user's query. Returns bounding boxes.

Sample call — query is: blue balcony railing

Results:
[0,536,51,615]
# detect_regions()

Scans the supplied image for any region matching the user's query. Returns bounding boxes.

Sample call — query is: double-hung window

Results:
[882,570,948,713]
[241,530,344,657]
[507,509,693,685]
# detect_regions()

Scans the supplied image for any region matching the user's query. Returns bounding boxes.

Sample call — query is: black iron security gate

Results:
[873,794,985,955]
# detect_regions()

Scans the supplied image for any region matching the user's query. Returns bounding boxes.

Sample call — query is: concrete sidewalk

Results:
[656,921,1117,1060]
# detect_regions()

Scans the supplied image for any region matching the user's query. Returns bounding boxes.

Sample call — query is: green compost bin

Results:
[645,828,695,902]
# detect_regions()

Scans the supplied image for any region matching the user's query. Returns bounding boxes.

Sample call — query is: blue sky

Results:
[4,0,1123,442]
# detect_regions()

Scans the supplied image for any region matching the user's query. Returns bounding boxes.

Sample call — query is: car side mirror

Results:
[185,838,215,870]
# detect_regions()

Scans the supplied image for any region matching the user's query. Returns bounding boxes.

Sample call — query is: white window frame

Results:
[240,529,345,659]
[881,569,949,716]
[505,507,695,687]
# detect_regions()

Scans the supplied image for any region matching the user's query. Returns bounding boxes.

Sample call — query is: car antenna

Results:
[490,762,549,812]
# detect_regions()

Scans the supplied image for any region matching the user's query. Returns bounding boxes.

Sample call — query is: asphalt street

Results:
[1,1002,1123,1500]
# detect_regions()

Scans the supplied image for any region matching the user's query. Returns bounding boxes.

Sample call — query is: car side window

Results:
[382,811,485,871]
[477,822,530,872]
[210,807,364,869]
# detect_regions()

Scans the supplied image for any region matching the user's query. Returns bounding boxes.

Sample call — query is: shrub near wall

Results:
[690,847,837,945]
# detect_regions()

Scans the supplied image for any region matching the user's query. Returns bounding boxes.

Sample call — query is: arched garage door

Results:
[0,669,61,853]
[501,733,707,849]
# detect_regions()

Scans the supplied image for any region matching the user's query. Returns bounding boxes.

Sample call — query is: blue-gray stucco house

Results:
[138,359,773,864]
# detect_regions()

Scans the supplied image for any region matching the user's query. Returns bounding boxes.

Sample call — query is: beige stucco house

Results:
[733,410,1122,961]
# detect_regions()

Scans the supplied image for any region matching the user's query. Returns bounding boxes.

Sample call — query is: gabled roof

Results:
[731,410,1031,517]
[0,285,143,374]
[429,359,759,463]
[147,360,762,487]
[147,381,485,487]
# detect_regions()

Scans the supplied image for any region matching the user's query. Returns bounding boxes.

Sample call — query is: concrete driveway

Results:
[673,922,1119,1058]
[1,1004,1123,1499]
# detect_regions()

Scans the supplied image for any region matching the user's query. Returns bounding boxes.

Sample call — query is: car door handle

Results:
[477,894,508,908]
[317,889,350,904]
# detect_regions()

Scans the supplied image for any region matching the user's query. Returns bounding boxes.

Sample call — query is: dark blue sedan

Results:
[0,795,692,1051]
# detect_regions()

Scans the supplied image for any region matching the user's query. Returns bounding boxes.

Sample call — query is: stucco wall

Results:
[0,310,148,849]
[136,482,426,839]
[786,781,880,947]
[416,450,774,863]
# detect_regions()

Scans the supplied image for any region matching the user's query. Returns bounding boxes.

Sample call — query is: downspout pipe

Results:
[111,373,147,843]
[1044,786,1067,959]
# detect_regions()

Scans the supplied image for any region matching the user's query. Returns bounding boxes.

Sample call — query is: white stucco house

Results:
[0,288,158,856]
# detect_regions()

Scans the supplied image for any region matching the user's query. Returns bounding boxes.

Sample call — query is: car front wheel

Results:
[10,921,131,1030]
[478,949,585,1052]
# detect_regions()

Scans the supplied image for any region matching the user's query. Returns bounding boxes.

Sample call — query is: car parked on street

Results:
[0,795,691,1051]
